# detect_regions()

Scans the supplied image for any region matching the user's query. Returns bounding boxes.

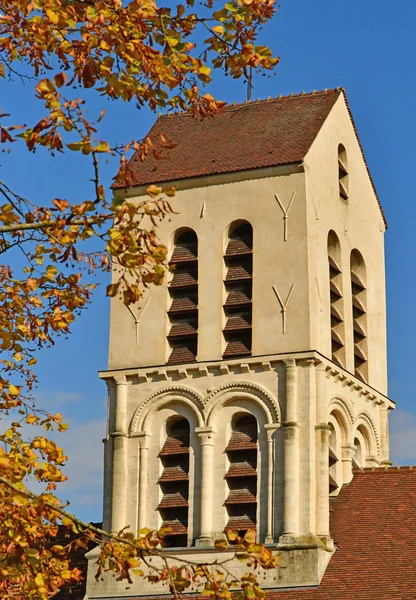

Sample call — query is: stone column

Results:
[281,359,300,542]
[195,426,215,547]
[315,424,331,540]
[137,432,150,532]
[265,424,279,544]
[380,404,392,466]
[341,443,356,484]
[315,362,331,541]
[111,376,128,533]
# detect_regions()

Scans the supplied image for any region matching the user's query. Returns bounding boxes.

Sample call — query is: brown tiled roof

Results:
[115,90,342,187]
[114,88,386,228]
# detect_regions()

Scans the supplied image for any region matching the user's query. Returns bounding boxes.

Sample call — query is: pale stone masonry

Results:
[85,89,394,598]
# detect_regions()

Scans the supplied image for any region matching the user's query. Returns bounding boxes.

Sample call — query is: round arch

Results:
[205,381,280,426]
[354,413,379,456]
[327,397,353,443]
[130,385,204,433]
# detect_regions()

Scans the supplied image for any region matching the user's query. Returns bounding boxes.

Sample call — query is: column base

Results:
[195,536,214,548]
[264,535,274,545]
[278,532,331,549]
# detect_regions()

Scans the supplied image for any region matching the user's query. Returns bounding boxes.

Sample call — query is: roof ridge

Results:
[353,465,414,474]
[159,87,344,119]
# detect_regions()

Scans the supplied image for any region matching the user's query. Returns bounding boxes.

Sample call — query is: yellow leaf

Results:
[9,385,19,396]
[45,8,59,23]
[212,25,224,34]
[146,184,162,198]
[106,283,119,297]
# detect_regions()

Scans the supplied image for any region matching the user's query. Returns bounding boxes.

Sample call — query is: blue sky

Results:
[1,0,415,522]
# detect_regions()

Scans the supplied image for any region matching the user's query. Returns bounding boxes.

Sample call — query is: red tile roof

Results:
[115,89,341,189]
[268,467,416,600]
[60,468,416,599]
[113,88,386,227]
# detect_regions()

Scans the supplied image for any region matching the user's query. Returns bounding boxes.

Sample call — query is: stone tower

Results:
[86,88,394,597]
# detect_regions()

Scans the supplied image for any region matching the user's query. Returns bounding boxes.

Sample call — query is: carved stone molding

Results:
[130,385,205,433]
[204,381,280,424]
[354,412,381,453]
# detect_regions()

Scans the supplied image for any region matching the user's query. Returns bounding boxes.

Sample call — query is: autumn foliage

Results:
[0,0,278,597]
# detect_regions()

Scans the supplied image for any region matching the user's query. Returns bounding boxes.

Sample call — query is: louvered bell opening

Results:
[353,320,366,343]
[225,415,257,539]
[329,474,339,493]
[224,314,252,333]
[225,263,252,282]
[167,230,198,366]
[225,238,252,257]
[331,330,344,347]
[338,159,348,179]
[331,310,343,327]
[352,295,365,317]
[354,345,367,364]
[329,448,338,467]
[223,335,252,359]
[330,280,342,300]
[328,256,342,276]
[159,418,190,548]
[332,354,343,368]
[355,368,366,383]
[339,181,348,201]
[169,268,198,289]
[169,242,198,265]
[351,271,365,293]
[224,288,252,309]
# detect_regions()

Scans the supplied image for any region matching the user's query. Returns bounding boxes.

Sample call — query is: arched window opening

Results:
[350,250,368,382]
[167,229,198,364]
[338,144,348,202]
[157,417,190,547]
[224,414,258,539]
[328,231,345,367]
[354,436,363,468]
[328,424,339,495]
[223,221,253,359]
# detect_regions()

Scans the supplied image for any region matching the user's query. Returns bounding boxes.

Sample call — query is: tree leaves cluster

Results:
[0,0,278,597]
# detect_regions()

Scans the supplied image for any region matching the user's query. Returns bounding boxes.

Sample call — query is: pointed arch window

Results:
[350,250,368,382]
[338,144,348,202]
[223,221,253,358]
[224,414,258,538]
[157,417,190,547]
[167,229,198,364]
[328,231,345,367]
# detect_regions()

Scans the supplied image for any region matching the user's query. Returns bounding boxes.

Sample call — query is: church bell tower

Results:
[86,88,394,597]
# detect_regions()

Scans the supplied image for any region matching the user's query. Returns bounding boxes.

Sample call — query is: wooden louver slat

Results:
[158,419,190,547]
[167,230,198,365]
[225,415,258,540]
[223,223,253,359]
[328,239,345,368]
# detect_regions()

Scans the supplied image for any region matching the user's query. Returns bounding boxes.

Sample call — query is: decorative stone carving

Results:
[130,385,205,433]
[204,381,280,424]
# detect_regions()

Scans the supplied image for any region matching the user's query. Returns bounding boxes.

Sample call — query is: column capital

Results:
[265,423,280,441]
[195,426,215,444]
[341,443,356,460]
[315,423,331,432]
[131,431,150,449]
[284,358,296,368]
[114,375,128,386]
